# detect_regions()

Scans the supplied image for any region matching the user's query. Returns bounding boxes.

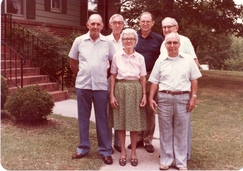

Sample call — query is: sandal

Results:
[119,157,126,166]
[131,158,138,166]
[159,164,169,170]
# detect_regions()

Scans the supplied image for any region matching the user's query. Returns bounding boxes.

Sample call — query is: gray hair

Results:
[121,28,138,45]
[165,32,180,43]
[161,17,178,26]
[109,14,125,24]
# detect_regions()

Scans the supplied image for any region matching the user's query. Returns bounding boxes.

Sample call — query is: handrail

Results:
[1,14,68,91]
[1,41,25,88]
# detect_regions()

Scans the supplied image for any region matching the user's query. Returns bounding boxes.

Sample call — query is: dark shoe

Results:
[103,156,113,165]
[145,144,154,153]
[72,153,86,159]
[113,145,121,153]
[127,141,144,149]
[119,157,126,166]
[131,158,138,166]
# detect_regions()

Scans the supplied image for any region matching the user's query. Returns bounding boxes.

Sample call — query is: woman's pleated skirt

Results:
[109,79,146,131]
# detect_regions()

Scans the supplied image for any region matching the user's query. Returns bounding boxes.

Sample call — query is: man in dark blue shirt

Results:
[127,12,164,153]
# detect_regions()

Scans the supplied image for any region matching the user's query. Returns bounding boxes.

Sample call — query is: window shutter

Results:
[45,0,51,11]
[62,0,67,14]
[26,0,36,19]
[80,0,87,26]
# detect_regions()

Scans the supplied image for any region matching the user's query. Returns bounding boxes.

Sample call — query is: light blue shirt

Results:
[69,32,115,90]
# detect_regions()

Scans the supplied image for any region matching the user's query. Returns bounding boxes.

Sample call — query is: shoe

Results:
[103,156,113,165]
[179,167,188,170]
[159,164,169,170]
[119,157,126,166]
[113,145,121,153]
[131,158,138,166]
[127,140,144,149]
[145,144,154,153]
[71,153,86,159]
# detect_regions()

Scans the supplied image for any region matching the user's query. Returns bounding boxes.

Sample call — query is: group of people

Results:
[69,12,202,170]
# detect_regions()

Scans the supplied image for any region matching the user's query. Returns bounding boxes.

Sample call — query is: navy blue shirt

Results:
[135,30,164,72]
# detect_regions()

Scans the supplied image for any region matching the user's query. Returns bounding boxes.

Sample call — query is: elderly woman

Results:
[109,28,147,167]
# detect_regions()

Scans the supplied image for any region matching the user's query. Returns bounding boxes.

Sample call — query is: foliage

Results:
[118,0,243,70]
[4,85,54,122]
[224,36,243,71]
[1,75,9,109]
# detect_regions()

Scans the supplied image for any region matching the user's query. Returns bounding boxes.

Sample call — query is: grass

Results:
[1,114,104,170]
[1,70,243,170]
[188,70,243,170]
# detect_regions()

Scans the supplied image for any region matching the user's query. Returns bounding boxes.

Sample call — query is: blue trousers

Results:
[76,88,112,157]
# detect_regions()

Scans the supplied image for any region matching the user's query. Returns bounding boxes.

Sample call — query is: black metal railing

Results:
[1,41,25,88]
[1,14,69,90]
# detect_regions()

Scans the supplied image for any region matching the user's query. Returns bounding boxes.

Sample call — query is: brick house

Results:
[1,0,120,36]
[1,0,120,101]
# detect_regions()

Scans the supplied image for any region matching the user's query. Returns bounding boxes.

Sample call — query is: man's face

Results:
[165,35,180,57]
[162,20,178,36]
[110,16,124,34]
[86,15,103,39]
[139,14,154,32]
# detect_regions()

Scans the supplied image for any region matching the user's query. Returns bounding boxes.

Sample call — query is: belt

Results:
[161,90,190,95]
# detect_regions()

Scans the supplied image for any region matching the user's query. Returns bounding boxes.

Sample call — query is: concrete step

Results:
[49,90,70,102]
[1,59,32,69]
[6,75,50,87]
[1,67,40,77]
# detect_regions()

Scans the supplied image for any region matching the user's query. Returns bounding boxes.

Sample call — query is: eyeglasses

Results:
[140,20,152,24]
[111,21,124,25]
[162,25,176,29]
[122,38,136,41]
[166,41,179,45]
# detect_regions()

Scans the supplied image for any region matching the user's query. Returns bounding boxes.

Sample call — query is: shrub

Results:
[1,75,9,109]
[4,85,54,122]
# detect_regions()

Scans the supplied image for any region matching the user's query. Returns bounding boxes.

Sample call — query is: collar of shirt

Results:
[84,32,107,43]
[121,50,136,58]
[137,30,153,39]
[109,33,122,43]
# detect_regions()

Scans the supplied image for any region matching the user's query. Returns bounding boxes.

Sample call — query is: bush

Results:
[1,75,9,109]
[4,85,54,122]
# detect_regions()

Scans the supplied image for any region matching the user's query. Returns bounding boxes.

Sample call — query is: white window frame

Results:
[4,0,24,16]
[51,0,62,13]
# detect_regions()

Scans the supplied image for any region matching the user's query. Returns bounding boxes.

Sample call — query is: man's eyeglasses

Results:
[166,41,179,45]
[112,21,124,25]
[141,20,152,24]
[122,38,136,41]
[162,25,176,29]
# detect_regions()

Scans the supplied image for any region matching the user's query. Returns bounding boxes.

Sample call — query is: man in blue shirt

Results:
[127,12,164,153]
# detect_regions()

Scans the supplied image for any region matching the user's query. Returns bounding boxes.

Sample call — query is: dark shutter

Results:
[45,0,51,11]
[26,0,36,19]
[80,0,87,26]
[62,0,67,14]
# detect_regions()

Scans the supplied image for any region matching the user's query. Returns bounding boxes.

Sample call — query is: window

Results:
[51,0,62,13]
[88,0,98,12]
[6,0,23,15]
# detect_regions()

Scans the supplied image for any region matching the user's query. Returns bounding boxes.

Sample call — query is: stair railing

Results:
[1,14,68,91]
[1,41,25,88]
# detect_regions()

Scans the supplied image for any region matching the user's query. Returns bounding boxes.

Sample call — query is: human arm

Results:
[187,79,198,112]
[149,83,159,113]
[139,76,147,107]
[69,58,79,77]
[110,73,119,108]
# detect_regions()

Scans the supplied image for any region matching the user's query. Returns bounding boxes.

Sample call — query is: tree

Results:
[118,0,243,69]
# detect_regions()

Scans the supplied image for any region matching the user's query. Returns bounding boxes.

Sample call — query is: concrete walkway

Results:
[53,99,177,170]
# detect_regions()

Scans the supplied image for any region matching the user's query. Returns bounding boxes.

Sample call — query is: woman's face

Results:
[122,33,136,49]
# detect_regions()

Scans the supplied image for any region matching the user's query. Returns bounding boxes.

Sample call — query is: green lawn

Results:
[1,70,243,170]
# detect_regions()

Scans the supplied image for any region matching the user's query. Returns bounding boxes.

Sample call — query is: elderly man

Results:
[106,14,125,153]
[149,32,202,170]
[160,17,200,160]
[127,12,164,153]
[69,14,115,165]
